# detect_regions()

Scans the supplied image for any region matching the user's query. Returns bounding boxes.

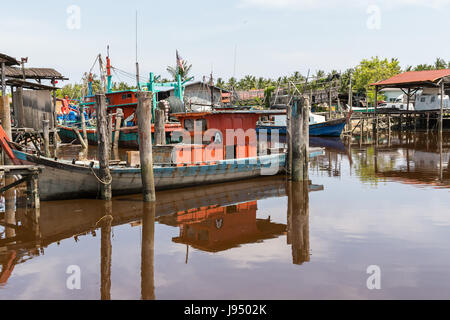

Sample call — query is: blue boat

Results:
[257,117,347,137]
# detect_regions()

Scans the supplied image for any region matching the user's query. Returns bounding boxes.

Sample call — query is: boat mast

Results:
[106,46,112,93]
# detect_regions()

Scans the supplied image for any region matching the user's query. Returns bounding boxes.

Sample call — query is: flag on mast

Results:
[176,50,185,73]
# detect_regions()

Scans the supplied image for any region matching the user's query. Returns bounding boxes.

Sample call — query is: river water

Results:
[0,132,449,300]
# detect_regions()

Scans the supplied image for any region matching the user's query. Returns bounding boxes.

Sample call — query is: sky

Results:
[1,0,450,86]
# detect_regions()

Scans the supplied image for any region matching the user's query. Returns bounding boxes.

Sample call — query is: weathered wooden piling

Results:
[27,172,40,210]
[141,201,155,300]
[1,62,12,142]
[80,105,88,150]
[154,107,166,145]
[100,201,113,301]
[289,181,310,265]
[113,108,123,159]
[291,96,309,182]
[107,113,113,148]
[440,80,444,135]
[42,119,51,158]
[137,91,156,202]
[286,103,293,176]
[96,94,112,200]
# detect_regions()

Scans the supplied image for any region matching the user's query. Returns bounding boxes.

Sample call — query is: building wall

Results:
[170,83,223,111]
[381,89,404,102]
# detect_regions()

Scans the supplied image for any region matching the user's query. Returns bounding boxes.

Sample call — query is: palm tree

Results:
[227,77,237,90]
[166,60,192,81]
[216,78,226,89]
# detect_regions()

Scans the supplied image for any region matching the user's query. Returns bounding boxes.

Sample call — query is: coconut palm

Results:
[166,60,192,81]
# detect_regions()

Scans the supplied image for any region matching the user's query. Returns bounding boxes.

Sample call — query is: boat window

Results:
[122,94,127,100]
[184,119,207,132]
[127,93,132,99]
[431,96,436,103]
[421,97,426,102]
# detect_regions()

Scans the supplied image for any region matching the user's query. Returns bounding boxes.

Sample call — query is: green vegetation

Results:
[56,56,449,103]
[166,59,192,82]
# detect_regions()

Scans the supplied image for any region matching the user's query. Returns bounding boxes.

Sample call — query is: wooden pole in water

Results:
[107,113,113,151]
[1,62,12,140]
[154,106,165,145]
[348,73,353,110]
[137,91,156,202]
[286,103,292,177]
[96,94,112,200]
[440,80,444,135]
[141,201,155,300]
[80,105,88,151]
[290,180,310,265]
[328,84,332,120]
[374,86,378,136]
[42,119,50,158]
[100,202,112,301]
[387,115,391,137]
[291,96,309,182]
[113,108,123,157]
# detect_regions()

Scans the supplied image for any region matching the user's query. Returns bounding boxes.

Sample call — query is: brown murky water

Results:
[0,132,449,300]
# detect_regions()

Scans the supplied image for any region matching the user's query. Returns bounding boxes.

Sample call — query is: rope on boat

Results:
[89,166,113,186]
[95,215,114,227]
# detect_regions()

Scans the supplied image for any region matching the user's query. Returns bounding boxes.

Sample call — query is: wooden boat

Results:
[13,150,287,201]
[257,117,347,137]
[10,110,325,201]
[58,123,181,149]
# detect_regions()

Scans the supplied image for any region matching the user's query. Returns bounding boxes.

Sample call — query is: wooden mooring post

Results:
[107,113,113,149]
[113,108,124,159]
[154,107,166,145]
[96,94,112,200]
[100,201,113,301]
[137,91,156,202]
[42,119,51,158]
[81,105,88,151]
[290,96,309,182]
[141,201,155,300]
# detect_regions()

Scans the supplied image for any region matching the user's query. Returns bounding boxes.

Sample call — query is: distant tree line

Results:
[57,57,449,106]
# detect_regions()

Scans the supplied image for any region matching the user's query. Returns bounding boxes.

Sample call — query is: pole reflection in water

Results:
[287,180,310,265]
[100,201,113,300]
[4,178,16,240]
[141,202,155,301]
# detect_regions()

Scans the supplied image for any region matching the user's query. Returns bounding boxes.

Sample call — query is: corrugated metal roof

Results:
[372,69,450,87]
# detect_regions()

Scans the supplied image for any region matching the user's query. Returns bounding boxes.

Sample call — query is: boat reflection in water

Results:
[0,175,322,299]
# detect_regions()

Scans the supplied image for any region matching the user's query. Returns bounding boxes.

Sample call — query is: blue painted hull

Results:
[257,118,346,137]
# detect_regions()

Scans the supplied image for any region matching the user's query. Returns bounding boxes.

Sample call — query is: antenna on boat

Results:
[135,10,140,90]
[233,44,237,79]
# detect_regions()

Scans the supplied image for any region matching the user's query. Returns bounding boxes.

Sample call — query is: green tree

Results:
[353,56,401,104]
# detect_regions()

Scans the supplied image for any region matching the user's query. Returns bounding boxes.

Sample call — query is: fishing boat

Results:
[57,51,190,148]
[256,112,348,137]
[7,110,324,201]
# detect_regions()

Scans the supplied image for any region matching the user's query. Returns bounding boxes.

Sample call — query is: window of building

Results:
[184,119,207,132]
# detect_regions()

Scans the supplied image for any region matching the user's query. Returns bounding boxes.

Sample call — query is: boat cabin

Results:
[84,90,138,126]
[153,110,285,165]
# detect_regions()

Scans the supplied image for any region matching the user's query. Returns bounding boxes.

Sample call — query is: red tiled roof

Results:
[371,69,450,87]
